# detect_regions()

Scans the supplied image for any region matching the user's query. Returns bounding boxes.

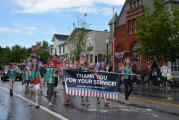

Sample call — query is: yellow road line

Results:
[132,96,179,108]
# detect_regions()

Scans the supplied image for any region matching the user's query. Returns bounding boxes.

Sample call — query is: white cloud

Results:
[0,25,38,35]
[14,0,125,14]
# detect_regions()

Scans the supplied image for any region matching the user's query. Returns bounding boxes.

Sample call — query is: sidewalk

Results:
[117,84,179,116]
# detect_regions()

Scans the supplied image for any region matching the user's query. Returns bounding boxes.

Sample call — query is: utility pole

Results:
[112,7,115,72]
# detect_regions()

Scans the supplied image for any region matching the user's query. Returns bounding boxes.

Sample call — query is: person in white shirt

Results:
[160,62,170,87]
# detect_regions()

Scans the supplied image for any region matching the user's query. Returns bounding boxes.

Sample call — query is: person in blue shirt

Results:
[123,58,133,104]
[8,63,17,96]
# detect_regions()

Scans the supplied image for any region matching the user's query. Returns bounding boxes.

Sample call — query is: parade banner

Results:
[64,70,120,100]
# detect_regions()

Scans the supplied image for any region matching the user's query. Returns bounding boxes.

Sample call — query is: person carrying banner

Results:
[29,58,41,108]
[96,61,109,106]
[8,63,17,96]
[78,53,90,106]
[123,58,133,104]
[62,59,72,106]
[45,60,57,106]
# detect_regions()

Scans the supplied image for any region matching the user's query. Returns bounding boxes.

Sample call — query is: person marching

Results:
[29,58,41,108]
[23,66,31,94]
[45,60,57,106]
[61,59,72,106]
[96,61,109,106]
[77,53,89,106]
[8,63,17,96]
[123,58,133,104]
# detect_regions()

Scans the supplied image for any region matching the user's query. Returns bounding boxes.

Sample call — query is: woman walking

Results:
[29,58,41,108]
[123,58,133,104]
[23,67,31,94]
[45,60,57,106]
[61,59,72,106]
[8,63,17,96]
[96,61,109,106]
[77,54,89,106]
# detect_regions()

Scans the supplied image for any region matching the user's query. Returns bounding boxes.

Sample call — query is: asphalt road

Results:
[0,81,179,120]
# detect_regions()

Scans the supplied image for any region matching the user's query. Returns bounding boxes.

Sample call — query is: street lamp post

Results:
[105,38,109,64]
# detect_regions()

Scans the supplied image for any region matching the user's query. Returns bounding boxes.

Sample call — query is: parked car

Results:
[1,68,9,81]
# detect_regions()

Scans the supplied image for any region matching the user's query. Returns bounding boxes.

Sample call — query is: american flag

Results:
[65,88,119,100]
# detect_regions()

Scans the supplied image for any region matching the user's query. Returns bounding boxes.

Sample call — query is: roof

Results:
[52,34,69,42]
[108,13,118,25]
[67,27,93,41]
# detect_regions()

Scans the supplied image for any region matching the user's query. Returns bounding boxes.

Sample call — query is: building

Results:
[67,28,93,60]
[109,0,179,70]
[51,34,69,60]
[86,30,110,64]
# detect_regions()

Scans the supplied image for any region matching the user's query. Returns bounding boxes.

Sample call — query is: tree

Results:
[137,0,179,61]
[11,45,28,64]
[71,13,91,60]
[36,41,50,63]
[0,47,12,65]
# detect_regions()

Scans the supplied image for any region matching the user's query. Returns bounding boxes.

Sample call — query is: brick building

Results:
[109,0,179,70]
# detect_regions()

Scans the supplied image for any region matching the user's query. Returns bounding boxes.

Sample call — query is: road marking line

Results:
[0,86,69,120]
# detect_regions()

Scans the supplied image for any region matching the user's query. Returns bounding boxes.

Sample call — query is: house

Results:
[109,0,179,70]
[86,30,110,64]
[67,28,93,60]
[51,34,69,60]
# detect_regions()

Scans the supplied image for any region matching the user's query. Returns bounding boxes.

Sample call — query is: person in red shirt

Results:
[29,58,41,108]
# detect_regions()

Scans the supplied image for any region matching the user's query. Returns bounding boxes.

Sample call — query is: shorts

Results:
[29,83,40,91]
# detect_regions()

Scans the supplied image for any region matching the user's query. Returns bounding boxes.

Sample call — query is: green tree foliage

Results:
[72,28,87,60]
[36,48,50,63]
[11,45,28,63]
[71,13,91,60]
[0,47,12,65]
[137,0,179,61]
[36,41,50,63]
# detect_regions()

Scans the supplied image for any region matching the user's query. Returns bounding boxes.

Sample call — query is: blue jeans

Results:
[124,78,133,101]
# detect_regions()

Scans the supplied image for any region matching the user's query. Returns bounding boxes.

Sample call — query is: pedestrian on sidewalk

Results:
[146,59,153,86]
[160,62,170,87]
[29,58,41,108]
[151,60,159,86]
[45,60,57,106]
[167,72,173,90]
[8,63,17,96]
[123,58,133,104]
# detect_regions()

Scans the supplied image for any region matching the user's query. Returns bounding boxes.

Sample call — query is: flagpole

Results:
[112,7,115,72]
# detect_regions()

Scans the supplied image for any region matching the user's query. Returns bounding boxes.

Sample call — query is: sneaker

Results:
[28,101,32,106]
[81,100,85,105]
[104,102,109,107]
[48,102,53,106]
[125,100,128,104]
[36,105,40,109]
[97,100,100,104]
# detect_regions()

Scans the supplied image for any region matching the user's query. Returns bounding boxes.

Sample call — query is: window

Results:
[128,19,136,34]
[90,54,93,63]
[59,46,61,54]
[133,1,136,9]
[130,2,133,10]
[137,0,140,7]
[63,45,65,53]
[129,0,142,11]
